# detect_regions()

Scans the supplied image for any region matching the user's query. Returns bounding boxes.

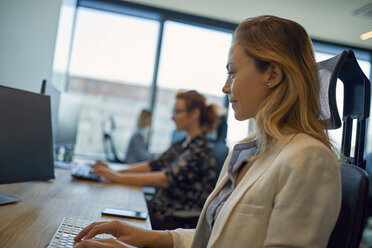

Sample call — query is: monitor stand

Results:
[0,193,20,206]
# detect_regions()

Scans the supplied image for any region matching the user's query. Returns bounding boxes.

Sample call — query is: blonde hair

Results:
[137,109,152,128]
[234,15,332,156]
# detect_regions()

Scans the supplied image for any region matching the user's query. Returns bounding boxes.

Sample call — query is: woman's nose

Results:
[222,79,231,94]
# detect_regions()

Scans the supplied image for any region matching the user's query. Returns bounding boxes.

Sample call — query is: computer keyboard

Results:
[48,217,112,248]
[70,163,102,182]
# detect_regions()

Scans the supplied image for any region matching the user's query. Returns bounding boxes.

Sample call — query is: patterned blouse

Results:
[147,133,217,220]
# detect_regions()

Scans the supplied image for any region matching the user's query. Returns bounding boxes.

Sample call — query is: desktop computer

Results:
[44,82,82,164]
[43,81,105,181]
[0,85,55,205]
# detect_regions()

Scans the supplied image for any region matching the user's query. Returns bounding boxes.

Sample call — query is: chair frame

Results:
[318,50,371,248]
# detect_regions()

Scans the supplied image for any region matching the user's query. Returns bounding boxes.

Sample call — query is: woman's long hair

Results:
[234,15,332,155]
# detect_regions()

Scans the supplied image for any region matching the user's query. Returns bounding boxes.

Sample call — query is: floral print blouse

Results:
[148,133,217,220]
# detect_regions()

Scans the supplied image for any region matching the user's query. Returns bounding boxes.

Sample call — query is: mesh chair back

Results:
[320,50,371,248]
[102,116,122,163]
[318,50,370,168]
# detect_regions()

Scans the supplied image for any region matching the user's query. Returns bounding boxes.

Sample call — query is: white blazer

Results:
[170,133,341,248]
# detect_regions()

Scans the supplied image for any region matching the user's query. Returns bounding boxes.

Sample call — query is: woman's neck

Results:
[186,125,203,139]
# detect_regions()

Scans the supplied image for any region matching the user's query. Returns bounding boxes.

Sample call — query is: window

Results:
[151,20,233,152]
[67,7,160,158]
[53,1,238,159]
[51,1,76,91]
[52,0,372,160]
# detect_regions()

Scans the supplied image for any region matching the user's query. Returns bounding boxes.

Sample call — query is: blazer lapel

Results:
[199,173,229,223]
[191,172,230,247]
[207,134,296,247]
[197,150,233,220]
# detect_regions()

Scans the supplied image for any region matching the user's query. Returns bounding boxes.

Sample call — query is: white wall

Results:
[124,0,372,50]
[0,0,62,93]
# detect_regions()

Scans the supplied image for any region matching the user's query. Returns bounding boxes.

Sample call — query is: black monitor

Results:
[44,83,82,161]
[0,85,55,205]
[44,80,60,146]
[55,92,82,147]
[41,83,82,163]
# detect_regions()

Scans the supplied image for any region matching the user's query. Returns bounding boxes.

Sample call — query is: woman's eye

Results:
[227,71,235,78]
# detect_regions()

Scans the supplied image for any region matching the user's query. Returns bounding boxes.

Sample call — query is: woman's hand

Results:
[92,161,118,182]
[92,160,109,170]
[75,238,129,248]
[74,220,146,247]
[74,220,173,248]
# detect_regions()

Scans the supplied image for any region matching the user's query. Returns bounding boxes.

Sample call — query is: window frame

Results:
[75,1,236,105]
[66,0,372,152]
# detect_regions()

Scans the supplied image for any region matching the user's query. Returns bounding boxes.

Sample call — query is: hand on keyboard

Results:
[92,160,109,169]
[74,220,148,248]
[48,217,112,248]
[75,237,129,248]
[91,161,118,182]
[70,163,102,182]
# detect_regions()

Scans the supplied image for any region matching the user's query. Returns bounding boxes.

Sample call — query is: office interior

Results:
[1,0,372,246]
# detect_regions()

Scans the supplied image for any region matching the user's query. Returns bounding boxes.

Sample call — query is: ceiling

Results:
[124,0,372,51]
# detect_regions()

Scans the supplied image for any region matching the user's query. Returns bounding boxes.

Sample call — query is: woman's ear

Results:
[267,63,283,88]
[190,108,201,121]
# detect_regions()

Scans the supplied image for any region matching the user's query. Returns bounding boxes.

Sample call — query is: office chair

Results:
[364,153,372,217]
[102,116,124,163]
[171,130,187,144]
[209,115,229,180]
[317,50,370,248]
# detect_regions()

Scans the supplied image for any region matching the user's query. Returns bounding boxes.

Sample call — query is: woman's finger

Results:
[93,166,110,176]
[84,222,118,240]
[75,239,112,248]
[74,221,108,242]
[95,160,108,167]
[75,238,129,248]
[97,238,129,248]
[93,167,103,176]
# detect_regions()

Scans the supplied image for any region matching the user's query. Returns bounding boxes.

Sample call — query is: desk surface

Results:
[0,168,151,248]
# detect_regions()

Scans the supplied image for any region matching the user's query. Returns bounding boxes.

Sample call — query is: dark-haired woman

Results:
[92,90,218,230]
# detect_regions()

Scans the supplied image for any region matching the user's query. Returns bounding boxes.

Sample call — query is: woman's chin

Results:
[234,112,249,121]
[234,113,244,121]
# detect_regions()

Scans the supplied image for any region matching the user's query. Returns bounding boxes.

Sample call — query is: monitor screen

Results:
[55,93,82,146]
[0,85,55,184]
[44,83,82,147]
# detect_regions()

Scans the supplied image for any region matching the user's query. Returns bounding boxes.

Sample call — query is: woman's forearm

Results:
[112,171,169,188]
[143,230,173,248]
[118,162,151,173]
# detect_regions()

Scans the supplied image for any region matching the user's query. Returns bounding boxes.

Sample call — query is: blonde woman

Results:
[75,15,341,248]
[124,109,154,163]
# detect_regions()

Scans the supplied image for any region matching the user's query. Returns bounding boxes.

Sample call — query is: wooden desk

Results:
[0,168,151,248]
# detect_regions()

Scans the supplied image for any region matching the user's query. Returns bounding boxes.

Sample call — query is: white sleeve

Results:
[169,228,195,248]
